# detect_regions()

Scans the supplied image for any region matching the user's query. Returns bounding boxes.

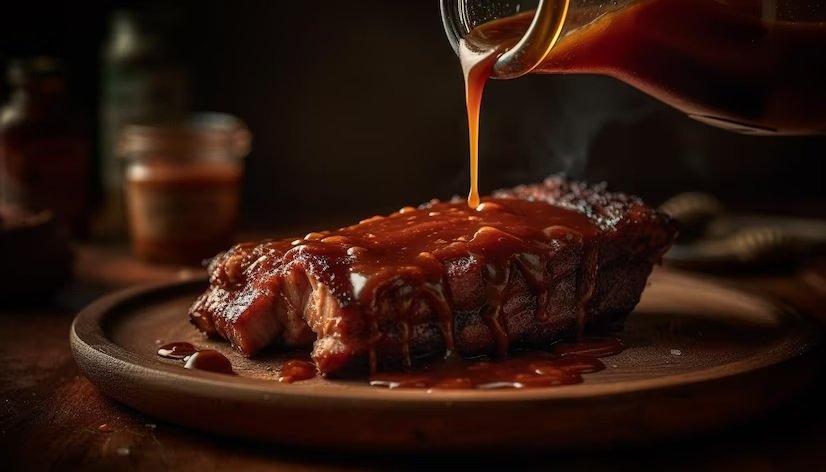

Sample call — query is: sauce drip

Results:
[157,342,198,360]
[278,360,318,383]
[156,342,235,375]
[458,20,530,209]
[369,337,622,390]
[458,43,497,208]
[463,0,826,134]
[183,350,235,375]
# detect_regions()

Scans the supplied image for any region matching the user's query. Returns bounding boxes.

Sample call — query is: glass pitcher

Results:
[441,0,826,135]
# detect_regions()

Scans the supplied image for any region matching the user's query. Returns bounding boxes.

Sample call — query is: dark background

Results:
[2,0,824,229]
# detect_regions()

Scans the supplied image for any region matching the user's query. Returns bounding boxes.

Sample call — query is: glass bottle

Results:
[441,0,826,134]
[0,57,90,235]
[98,9,188,236]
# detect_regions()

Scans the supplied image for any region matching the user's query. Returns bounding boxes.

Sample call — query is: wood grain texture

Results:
[69,270,821,451]
[3,244,826,471]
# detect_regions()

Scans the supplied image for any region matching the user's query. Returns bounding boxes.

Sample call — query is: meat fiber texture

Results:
[189,176,677,375]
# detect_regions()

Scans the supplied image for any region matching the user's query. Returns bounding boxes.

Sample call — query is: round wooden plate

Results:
[71,269,821,451]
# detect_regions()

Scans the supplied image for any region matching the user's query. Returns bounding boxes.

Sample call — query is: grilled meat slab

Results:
[189,176,677,375]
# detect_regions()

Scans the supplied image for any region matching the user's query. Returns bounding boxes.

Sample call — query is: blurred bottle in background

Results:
[0,57,90,236]
[97,8,188,238]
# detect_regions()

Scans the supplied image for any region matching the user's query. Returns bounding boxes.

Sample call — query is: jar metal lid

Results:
[118,112,251,161]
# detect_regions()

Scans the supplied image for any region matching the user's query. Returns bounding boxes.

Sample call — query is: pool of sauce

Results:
[211,198,601,372]
[157,342,320,381]
[157,342,198,360]
[184,350,235,375]
[157,338,622,389]
[157,342,235,375]
[370,337,623,390]
[278,360,318,383]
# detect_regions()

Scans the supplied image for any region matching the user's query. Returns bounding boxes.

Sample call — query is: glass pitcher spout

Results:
[442,0,578,78]
[441,0,826,134]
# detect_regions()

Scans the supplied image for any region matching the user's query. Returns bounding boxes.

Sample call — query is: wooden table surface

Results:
[2,243,826,471]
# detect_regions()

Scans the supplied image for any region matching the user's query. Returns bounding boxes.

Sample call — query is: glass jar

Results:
[441,0,826,134]
[0,57,90,235]
[99,8,189,237]
[119,113,250,264]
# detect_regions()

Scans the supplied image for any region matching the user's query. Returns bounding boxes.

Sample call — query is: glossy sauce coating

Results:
[214,198,600,371]
[217,198,596,297]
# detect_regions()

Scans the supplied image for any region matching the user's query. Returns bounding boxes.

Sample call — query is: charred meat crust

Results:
[189,176,677,375]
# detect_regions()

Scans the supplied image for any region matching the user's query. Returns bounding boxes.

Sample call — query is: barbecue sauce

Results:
[157,342,235,375]
[157,342,198,360]
[278,360,318,383]
[370,337,622,390]
[125,163,242,264]
[457,4,560,209]
[211,197,606,374]
[152,339,622,390]
[184,350,234,375]
[461,0,826,138]
[458,40,503,209]
[155,338,621,389]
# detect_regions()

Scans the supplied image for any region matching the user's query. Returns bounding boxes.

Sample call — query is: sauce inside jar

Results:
[125,163,242,264]
[120,113,249,265]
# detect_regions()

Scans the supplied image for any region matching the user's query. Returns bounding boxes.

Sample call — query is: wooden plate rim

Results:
[70,272,820,405]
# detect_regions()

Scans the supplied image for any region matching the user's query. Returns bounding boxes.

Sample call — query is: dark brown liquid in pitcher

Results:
[459,0,826,205]
[468,0,826,134]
